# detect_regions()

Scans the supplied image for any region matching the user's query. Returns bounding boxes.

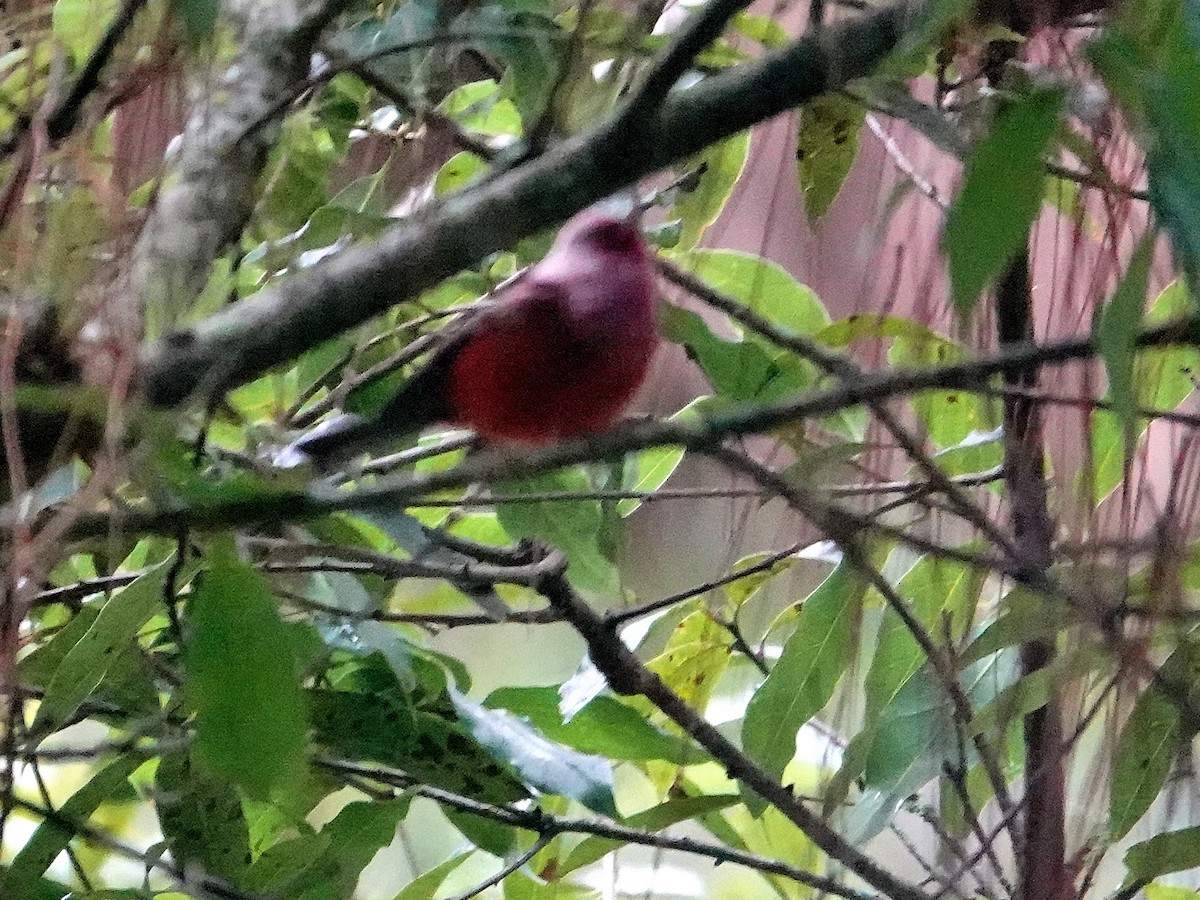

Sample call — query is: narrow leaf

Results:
[452,690,617,817]
[1110,686,1181,840]
[742,563,859,780]
[1,757,140,896]
[32,563,168,731]
[1097,236,1154,453]
[944,89,1062,310]
[394,852,473,899]
[188,550,308,798]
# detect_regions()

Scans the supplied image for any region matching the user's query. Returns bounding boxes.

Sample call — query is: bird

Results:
[282,206,660,470]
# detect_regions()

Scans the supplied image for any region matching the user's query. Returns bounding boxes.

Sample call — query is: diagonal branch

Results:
[614,0,758,130]
[533,567,930,900]
[0,0,151,157]
[137,1,923,407]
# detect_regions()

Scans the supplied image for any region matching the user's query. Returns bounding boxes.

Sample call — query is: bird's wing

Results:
[283,275,566,468]
[283,315,477,469]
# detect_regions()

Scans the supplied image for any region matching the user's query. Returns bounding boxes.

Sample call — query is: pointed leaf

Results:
[32,563,168,732]
[945,89,1062,310]
[1096,236,1154,454]
[1126,825,1200,882]
[742,562,860,780]
[797,93,866,224]
[1,756,140,896]
[452,690,617,816]
[188,550,308,798]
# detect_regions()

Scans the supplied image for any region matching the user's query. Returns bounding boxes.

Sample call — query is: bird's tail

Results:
[273,412,402,471]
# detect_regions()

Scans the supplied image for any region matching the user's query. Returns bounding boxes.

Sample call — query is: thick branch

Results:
[137,1,920,406]
[997,252,1070,900]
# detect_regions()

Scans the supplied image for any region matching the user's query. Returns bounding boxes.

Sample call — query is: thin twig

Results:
[69,314,1200,541]
[446,835,551,900]
[711,445,1019,824]
[661,258,1022,561]
[8,795,263,900]
[614,0,757,131]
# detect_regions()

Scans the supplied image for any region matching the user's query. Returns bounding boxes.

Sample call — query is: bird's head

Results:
[556,211,648,261]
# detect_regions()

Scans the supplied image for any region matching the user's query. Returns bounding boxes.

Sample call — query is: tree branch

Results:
[318,757,880,900]
[136,1,922,406]
[61,314,1200,541]
[533,567,929,900]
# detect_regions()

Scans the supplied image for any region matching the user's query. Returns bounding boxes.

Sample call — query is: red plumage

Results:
[287,208,659,467]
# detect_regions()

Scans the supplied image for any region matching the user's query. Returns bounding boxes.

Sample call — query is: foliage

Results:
[2,0,1200,898]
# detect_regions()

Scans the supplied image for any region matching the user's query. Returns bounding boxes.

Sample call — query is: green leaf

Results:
[1090,278,1200,502]
[309,687,416,763]
[559,794,739,874]
[484,687,695,761]
[247,799,410,898]
[673,132,751,249]
[1146,884,1200,900]
[407,710,530,804]
[888,329,997,448]
[187,549,308,798]
[452,690,617,816]
[675,249,830,335]
[1,756,140,897]
[614,398,712,521]
[440,80,523,136]
[722,551,797,610]
[156,750,253,883]
[172,0,221,43]
[817,313,955,348]
[852,666,957,841]
[1110,684,1181,839]
[502,870,600,898]
[0,869,69,900]
[742,562,860,780]
[1125,825,1200,882]
[864,554,980,716]
[32,562,169,732]
[435,151,488,195]
[244,832,330,895]
[394,852,473,899]
[1096,236,1154,455]
[663,305,813,403]
[496,470,619,595]
[618,443,685,516]
[797,93,866,224]
[334,0,442,104]
[1100,2,1200,282]
[646,608,732,714]
[944,89,1062,311]
[733,12,788,48]
[961,588,1064,665]
[52,0,120,62]
[457,4,562,125]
